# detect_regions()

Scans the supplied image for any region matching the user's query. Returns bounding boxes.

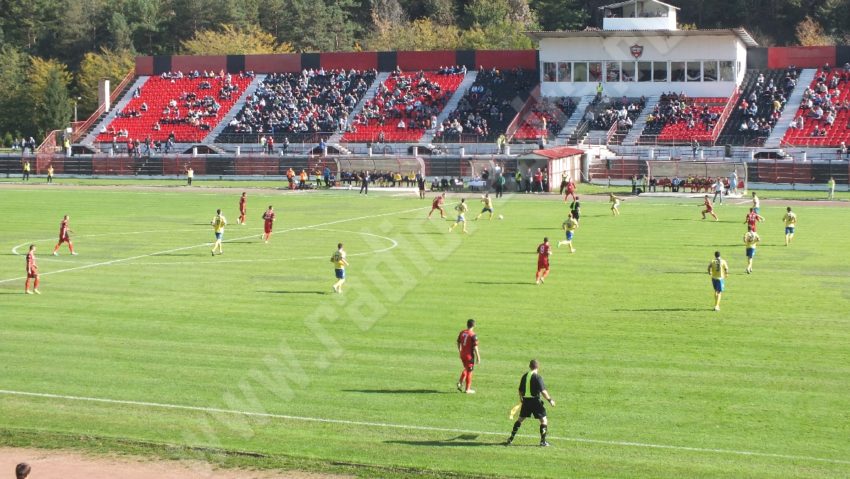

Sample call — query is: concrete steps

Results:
[764,68,816,148]
[203,74,266,144]
[81,76,149,146]
[420,71,478,144]
[622,95,659,146]
[556,95,595,143]
[329,72,390,144]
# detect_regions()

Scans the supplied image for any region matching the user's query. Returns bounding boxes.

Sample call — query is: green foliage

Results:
[530,0,587,31]
[180,24,294,55]
[76,49,137,116]
[0,46,30,137]
[28,57,73,137]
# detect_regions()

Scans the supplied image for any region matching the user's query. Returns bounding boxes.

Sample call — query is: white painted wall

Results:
[603,17,676,31]
[538,33,746,98]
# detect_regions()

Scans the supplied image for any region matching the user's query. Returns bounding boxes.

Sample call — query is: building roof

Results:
[600,0,680,10]
[526,27,758,48]
[528,147,585,160]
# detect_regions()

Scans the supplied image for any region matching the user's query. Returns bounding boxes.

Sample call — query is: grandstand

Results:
[781,66,850,147]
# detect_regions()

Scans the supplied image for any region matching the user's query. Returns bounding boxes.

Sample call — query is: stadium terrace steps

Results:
[420,71,479,144]
[765,68,817,148]
[203,74,267,144]
[556,95,595,142]
[329,72,389,144]
[81,76,150,147]
[622,96,659,146]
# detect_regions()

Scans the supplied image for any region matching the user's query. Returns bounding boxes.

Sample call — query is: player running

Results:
[210,209,227,255]
[448,198,469,234]
[331,242,349,293]
[238,192,247,225]
[475,193,494,221]
[743,227,760,274]
[262,205,276,243]
[701,195,718,221]
[52,215,77,256]
[609,193,625,216]
[751,192,761,214]
[456,319,481,394]
[428,193,446,219]
[505,359,555,447]
[782,207,797,246]
[25,245,40,294]
[535,237,552,284]
[707,251,729,311]
[558,211,579,253]
[745,208,765,232]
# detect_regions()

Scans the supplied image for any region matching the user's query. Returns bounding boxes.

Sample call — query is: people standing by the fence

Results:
[186,166,193,186]
[713,178,724,204]
[22,159,30,181]
[359,171,370,195]
[47,164,54,184]
[495,173,505,198]
[287,167,295,189]
[827,176,835,200]
[515,170,523,192]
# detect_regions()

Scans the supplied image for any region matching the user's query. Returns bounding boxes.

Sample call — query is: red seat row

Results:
[95,75,253,144]
[782,68,850,147]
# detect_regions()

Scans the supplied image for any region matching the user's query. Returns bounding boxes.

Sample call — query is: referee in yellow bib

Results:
[506,359,555,447]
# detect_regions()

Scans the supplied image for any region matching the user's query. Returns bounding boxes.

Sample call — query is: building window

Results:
[574,62,588,82]
[638,61,652,82]
[606,61,621,82]
[589,62,603,82]
[703,61,718,81]
[686,61,701,81]
[621,62,636,82]
[557,62,571,82]
[719,61,735,82]
[653,61,668,82]
[671,61,686,82]
[543,62,556,82]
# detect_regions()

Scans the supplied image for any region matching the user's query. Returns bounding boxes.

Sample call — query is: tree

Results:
[276,0,359,52]
[28,57,73,137]
[460,21,535,50]
[109,11,136,52]
[0,46,30,137]
[76,49,137,116]
[371,0,407,35]
[422,0,456,25]
[795,16,834,46]
[181,24,293,55]
[529,0,587,31]
[365,18,460,51]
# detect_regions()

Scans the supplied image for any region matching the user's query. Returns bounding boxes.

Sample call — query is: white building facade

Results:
[529,1,756,98]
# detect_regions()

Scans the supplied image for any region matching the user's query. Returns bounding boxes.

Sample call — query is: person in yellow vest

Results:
[827,176,835,200]
[505,359,555,447]
[707,251,729,311]
[22,160,30,181]
[47,164,54,184]
[287,167,295,189]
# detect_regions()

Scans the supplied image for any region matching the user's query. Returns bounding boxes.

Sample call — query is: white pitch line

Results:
[124,228,399,266]
[0,207,425,285]
[0,389,847,466]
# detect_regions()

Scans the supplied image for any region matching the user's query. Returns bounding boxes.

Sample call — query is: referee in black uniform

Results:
[506,359,555,447]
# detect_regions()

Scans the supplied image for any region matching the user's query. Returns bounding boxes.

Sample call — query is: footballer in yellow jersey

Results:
[449,199,469,234]
[609,193,625,216]
[707,251,729,311]
[475,193,494,220]
[331,242,349,293]
[210,209,227,256]
[558,211,579,253]
[782,207,797,246]
[743,227,760,274]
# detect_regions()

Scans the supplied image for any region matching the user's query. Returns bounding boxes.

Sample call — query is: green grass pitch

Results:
[1,184,849,478]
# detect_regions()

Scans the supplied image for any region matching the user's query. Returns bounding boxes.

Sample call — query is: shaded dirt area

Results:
[1,447,351,479]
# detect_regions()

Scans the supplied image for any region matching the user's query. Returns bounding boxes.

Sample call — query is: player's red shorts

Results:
[26,271,38,279]
[57,235,69,244]
[460,355,474,371]
[264,221,273,234]
[537,258,549,270]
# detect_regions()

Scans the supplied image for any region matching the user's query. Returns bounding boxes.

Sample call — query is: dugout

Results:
[518,147,584,191]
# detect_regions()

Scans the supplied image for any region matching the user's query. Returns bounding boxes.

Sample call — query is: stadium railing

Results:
[71,69,137,143]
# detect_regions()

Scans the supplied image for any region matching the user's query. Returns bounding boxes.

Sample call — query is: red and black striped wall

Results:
[135,50,540,75]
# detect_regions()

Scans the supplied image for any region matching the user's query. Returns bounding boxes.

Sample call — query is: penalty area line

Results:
[0,389,847,466]
[0,207,426,285]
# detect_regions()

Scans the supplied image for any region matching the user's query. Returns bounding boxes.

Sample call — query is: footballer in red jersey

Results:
[456,319,480,394]
[745,208,765,232]
[25,244,40,294]
[238,192,247,225]
[701,195,718,221]
[52,215,76,256]
[262,205,276,243]
[427,193,446,219]
[535,237,551,284]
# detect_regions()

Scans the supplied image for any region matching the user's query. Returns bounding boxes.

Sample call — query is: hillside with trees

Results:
[1,0,848,141]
